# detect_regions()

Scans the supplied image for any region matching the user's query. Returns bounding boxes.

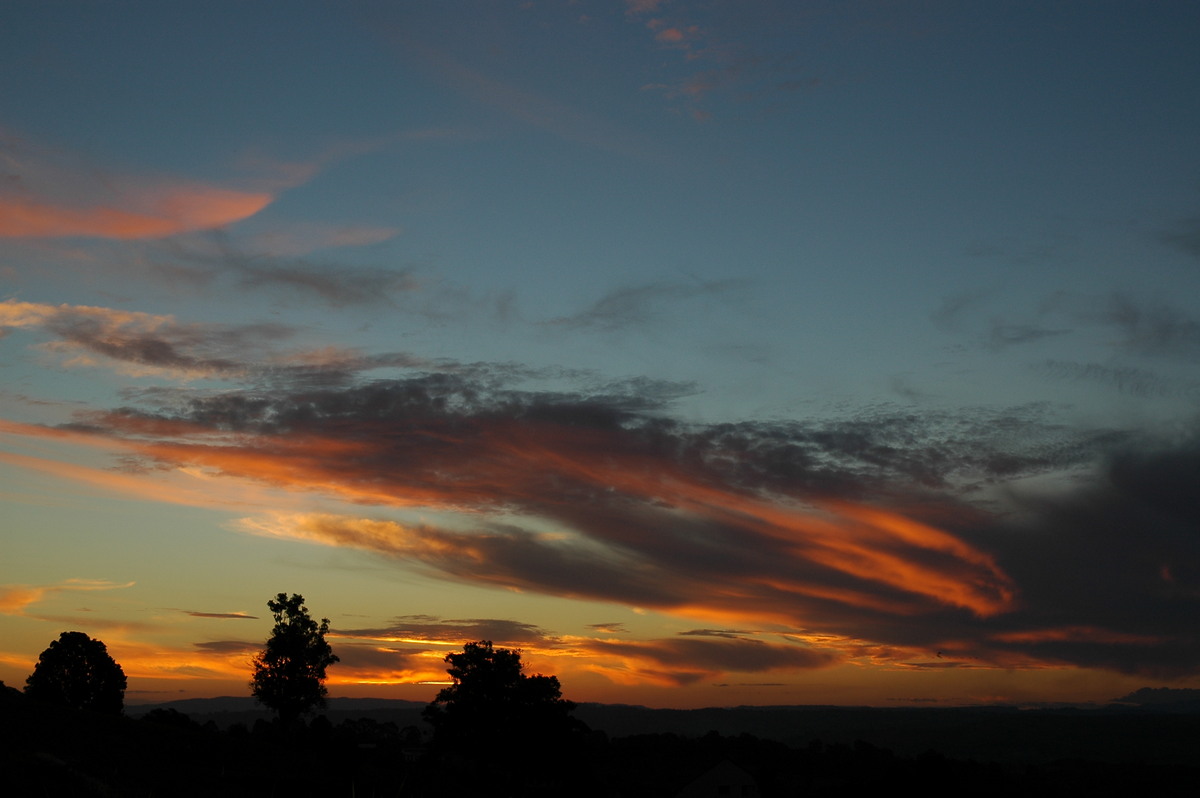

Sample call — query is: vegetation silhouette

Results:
[423,639,591,790]
[249,592,338,726]
[423,639,580,748]
[6,646,1200,797]
[24,630,126,715]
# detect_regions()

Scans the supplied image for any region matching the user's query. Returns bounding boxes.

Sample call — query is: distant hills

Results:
[1112,686,1200,707]
[6,683,1200,795]
[122,692,1200,766]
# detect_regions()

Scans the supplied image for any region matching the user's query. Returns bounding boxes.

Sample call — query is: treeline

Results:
[4,682,1198,798]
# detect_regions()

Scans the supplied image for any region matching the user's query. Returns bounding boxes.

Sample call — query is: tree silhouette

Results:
[423,639,580,757]
[250,592,338,725]
[25,631,127,715]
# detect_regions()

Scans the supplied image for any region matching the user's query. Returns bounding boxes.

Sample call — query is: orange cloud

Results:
[991,626,1166,646]
[110,639,254,682]
[0,187,271,240]
[0,586,46,615]
[0,579,135,616]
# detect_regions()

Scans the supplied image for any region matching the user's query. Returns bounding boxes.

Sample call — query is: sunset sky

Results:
[2,1,1199,710]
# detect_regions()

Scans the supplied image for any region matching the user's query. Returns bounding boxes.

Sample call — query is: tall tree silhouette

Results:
[25,631,126,715]
[250,593,338,725]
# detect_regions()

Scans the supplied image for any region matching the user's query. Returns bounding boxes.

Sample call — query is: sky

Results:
[2,1,1199,710]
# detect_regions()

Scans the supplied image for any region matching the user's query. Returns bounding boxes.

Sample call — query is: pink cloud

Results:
[625,0,667,15]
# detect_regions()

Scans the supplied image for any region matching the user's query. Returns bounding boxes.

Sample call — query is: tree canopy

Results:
[250,593,338,725]
[423,640,580,756]
[25,631,127,715]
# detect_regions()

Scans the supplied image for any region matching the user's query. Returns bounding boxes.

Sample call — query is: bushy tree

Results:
[423,640,580,756]
[250,593,338,725]
[25,631,127,715]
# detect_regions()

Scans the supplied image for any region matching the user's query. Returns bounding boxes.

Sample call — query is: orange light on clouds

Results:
[991,626,1166,646]
[0,579,136,616]
[0,187,272,240]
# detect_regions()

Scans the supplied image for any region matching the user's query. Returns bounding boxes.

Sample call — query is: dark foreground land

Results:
[4,687,1199,797]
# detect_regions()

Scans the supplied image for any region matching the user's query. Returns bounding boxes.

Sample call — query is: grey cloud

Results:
[331,643,425,672]
[1032,359,1200,398]
[1100,294,1200,358]
[182,610,259,620]
[1160,215,1200,260]
[234,261,417,307]
[590,636,838,676]
[986,322,1071,349]
[193,640,258,654]
[955,434,1200,677]
[159,232,417,308]
[678,629,752,639]
[930,290,989,332]
[336,616,555,646]
[543,279,747,332]
[44,313,288,377]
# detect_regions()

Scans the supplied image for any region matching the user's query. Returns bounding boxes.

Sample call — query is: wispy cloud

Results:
[0,299,287,379]
[935,289,1200,361]
[335,616,553,646]
[1099,294,1200,358]
[1032,360,1200,398]
[582,634,837,686]
[542,278,747,332]
[179,610,259,620]
[241,223,401,258]
[151,231,418,307]
[0,299,440,384]
[1160,215,1200,260]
